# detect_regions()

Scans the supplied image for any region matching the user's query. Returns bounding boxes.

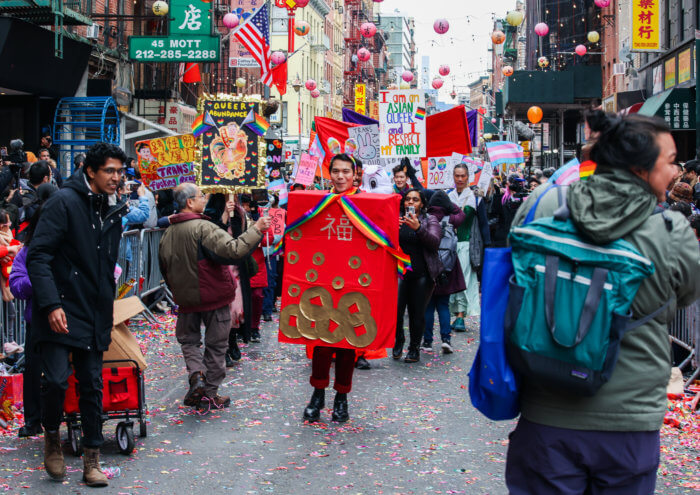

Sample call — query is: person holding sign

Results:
[447,163,480,331]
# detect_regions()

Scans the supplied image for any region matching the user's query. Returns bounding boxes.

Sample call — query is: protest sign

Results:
[476,163,493,192]
[135,134,197,190]
[294,153,318,186]
[268,208,286,237]
[382,157,424,184]
[425,156,455,189]
[198,97,265,191]
[378,90,426,158]
[348,124,380,165]
[268,178,289,206]
[266,138,284,180]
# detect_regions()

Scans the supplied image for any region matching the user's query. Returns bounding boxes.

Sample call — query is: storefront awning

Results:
[638,88,695,130]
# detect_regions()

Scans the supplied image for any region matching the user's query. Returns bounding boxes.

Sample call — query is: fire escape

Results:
[343,0,376,108]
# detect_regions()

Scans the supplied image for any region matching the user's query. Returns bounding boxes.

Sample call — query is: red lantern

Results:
[502,65,514,77]
[401,71,414,83]
[534,22,549,37]
[271,51,286,66]
[357,47,371,62]
[310,89,320,98]
[434,19,449,35]
[575,44,587,56]
[491,30,506,44]
[432,78,444,90]
[438,65,450,77]
[223,13,239,29]
[295,0,309,7]
[305,79,317,91]
[294,21,310,36]
[360,22,377,38]
[594,0,610,7]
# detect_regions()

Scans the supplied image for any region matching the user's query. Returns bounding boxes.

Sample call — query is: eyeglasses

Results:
[188,193,207,200]
[98,166,125,176]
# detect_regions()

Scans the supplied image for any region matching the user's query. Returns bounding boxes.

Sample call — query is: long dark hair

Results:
[401,188,427,215]
[587,111,671,172]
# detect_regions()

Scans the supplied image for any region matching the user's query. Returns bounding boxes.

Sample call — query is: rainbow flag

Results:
[192,111,216,137]
[243,110,270,136]
[415,107,426,120]
[579,160,597,180]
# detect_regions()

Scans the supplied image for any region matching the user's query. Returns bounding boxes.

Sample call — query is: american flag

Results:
[232,4,272,85]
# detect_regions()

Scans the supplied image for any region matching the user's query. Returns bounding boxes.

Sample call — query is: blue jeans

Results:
[424,294,451,344]
[262,255,278,316]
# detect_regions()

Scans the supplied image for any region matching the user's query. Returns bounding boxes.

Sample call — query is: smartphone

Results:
[262,207,270,218]
[407,206,416,216]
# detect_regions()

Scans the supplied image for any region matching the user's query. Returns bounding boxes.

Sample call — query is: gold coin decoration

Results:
[358,273,372,287]
[312,252,325,266]
[287,251,299,264]
[306,269,318,283]
[348,256,361,269]
[290,229,302,241]
[279,287,377,347]
[332,277,345,290]
[366,240,378,250]
[288,284,301,298]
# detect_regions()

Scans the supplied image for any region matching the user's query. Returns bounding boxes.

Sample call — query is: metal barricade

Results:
[669,300,699,387]
[116,229,142,290]
[0,299,27,356]
[138,228,166,299]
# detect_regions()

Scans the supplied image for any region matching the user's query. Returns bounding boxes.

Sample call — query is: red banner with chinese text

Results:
[278,191,400,350]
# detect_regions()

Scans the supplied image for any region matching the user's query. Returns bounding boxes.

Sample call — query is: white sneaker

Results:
[420,342,433,352]
[441,342,454,354]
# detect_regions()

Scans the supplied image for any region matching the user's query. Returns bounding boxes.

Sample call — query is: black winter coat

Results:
[28,170,127,352]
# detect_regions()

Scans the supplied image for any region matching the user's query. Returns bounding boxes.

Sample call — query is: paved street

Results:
[0,313,696,494]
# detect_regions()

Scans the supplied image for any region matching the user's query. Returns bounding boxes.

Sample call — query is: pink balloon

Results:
[270,51,286,65]
[434,19,449,35]
[305,79,317,91]
[575,44,587,56]
[594,0,610,7]
[491,118,497,124]
[310,89,320,98]
[357,47,371,62]
[223,13,239,29]
[438,65,450,76]
[401,71,414,83]
[360,22,377,38]
[432,78,444,89]
[534,22,549,37]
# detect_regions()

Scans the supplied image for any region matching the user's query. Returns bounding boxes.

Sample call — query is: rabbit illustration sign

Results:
[348,125,381,166]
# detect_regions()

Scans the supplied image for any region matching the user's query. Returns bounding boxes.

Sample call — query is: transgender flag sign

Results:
[485,141,525,166]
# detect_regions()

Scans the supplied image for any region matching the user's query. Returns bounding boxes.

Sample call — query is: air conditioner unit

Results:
[338,6,343,13]
[86,24,100,40]
[613,63,626,75]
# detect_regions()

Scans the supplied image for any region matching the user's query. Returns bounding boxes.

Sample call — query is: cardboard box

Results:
[103,297,148,370]
[0,374,23,404]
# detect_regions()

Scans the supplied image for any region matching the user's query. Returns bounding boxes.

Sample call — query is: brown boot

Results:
[82,447,108,487]
[198,394,231,411]
[183,371,206,406]
[44,429,66,480]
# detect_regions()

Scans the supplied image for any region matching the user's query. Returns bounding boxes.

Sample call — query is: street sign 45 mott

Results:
[129,36,220,62]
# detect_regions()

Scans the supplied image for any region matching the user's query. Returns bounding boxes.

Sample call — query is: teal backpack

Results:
[506,185,665,396]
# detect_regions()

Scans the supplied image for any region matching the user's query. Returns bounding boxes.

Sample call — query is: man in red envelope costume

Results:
[278,153,403,423]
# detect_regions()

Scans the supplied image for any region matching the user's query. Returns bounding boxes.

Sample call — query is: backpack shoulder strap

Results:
[652,205,673,232]
[523,183,569,225]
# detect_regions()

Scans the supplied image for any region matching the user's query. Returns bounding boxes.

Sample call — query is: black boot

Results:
[404,347,420,363]
[355,356,371,369]
[303,388,325,422]
[331,393,349,423]
[17,422,43,438]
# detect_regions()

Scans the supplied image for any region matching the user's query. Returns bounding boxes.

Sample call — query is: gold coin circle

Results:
[366,240,378,251]
[287,251,299,264]
[312,252,325,266]
[348,256,361,269]
[288,284,301,298]
[306,269,318,283]
[332,277,345,290]
[290,229,302,241]
[358,273,372,287]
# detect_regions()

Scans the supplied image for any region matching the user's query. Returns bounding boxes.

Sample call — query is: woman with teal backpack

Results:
[504,112,700,494]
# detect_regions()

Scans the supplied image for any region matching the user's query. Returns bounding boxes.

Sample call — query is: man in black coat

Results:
[28,142,128,487]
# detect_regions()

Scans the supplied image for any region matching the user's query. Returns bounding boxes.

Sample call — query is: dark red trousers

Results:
[310,346,356,393]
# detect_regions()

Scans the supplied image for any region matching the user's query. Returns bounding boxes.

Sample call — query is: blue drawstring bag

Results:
[468,247,520,420]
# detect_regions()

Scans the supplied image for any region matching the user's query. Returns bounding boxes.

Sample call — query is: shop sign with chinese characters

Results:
[663,101,696,131]
[355,84,367,115]
[129,0,220,62]
[632,0,660,51]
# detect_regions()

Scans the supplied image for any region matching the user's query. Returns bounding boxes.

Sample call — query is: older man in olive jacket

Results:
[159,183,270,410]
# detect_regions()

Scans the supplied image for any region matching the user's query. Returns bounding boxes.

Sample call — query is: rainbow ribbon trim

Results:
[270,190,411,277]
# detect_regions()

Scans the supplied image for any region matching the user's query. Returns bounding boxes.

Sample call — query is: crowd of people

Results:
[1,111,699,492]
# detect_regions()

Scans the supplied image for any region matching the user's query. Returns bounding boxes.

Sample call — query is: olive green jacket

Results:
[511,167,700,431]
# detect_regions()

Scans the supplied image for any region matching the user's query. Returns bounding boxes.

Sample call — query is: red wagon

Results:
[63,359,147,456]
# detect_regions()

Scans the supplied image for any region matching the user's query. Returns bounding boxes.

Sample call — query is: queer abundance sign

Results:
[135,134,197,190]
[378,90,426,158]
[199,97,265,191]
